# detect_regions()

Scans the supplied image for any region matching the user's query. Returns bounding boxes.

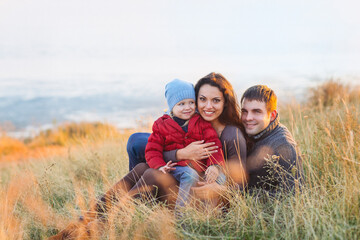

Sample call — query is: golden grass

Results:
[0,80,359,239]
[0,122,135,162]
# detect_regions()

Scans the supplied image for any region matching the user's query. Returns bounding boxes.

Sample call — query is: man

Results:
[240,85,303,196]
[193,85,303,198]
[129,84,303,198]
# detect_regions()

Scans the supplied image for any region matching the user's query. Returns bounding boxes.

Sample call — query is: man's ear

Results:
[270,110,277,121]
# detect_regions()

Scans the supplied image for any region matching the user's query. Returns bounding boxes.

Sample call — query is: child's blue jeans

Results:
[171,166,199,208]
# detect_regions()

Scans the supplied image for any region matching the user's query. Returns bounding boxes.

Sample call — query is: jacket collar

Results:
[162,113,200,133]
[251,113,280,141]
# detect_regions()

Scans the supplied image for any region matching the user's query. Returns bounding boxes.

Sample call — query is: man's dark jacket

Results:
[246,114,304,196]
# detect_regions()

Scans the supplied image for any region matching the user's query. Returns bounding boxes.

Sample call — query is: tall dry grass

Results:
[0,80,359,239]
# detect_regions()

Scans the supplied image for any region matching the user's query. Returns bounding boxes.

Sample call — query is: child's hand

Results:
[158,161,176,174]
[205,165,220,183]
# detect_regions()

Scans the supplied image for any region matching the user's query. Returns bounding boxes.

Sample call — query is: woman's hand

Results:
[158,161,176,174]
[176,140,219,161]
[205,165,220,183]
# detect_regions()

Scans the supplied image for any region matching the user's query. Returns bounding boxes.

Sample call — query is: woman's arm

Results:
[221,126,247,165]
[163,141,219,163]
[221,126,248,185]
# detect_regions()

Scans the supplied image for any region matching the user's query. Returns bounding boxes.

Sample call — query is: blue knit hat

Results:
[165,79,195,112]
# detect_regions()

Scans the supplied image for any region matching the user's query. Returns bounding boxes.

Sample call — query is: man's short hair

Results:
[241,85,277,113]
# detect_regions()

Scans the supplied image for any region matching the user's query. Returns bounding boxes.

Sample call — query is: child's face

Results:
[172,98,196,120]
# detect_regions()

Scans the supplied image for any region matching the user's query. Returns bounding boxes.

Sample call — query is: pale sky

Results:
[0,0,359,98]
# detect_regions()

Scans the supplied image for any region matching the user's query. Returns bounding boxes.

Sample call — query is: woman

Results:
[50,73,247,239]
[131,72,248,203]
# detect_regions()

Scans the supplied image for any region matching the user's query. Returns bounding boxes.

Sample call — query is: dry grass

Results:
[307,79,360,108]
[0,122,134,162]
[0,79,359,239]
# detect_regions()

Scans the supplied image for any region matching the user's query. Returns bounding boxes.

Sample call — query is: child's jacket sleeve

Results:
[201,120,225,167]
[145,121,167,169]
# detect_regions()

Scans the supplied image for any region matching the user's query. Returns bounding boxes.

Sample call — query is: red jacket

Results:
[145,113,224,172]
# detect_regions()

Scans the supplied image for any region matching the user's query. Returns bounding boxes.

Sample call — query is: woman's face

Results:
[197,84,225,124]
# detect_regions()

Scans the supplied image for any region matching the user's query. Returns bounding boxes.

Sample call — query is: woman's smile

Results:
[202,110,216,117]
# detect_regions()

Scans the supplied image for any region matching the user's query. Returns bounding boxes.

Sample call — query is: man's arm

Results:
[267,144,303,196]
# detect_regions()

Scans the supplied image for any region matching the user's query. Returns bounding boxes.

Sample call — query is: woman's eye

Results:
[213,98,220,103]
[199,97,205,101]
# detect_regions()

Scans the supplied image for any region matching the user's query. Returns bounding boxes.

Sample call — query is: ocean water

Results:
[1,72,359,139]
[0,76,166,137]
[1,45,359,138]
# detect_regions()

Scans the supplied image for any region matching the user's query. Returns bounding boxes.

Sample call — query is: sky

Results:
[0,0,360,130]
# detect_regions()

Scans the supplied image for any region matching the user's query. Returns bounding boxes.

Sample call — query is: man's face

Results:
[241,99,275,136]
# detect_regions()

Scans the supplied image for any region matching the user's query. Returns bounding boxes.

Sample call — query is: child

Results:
[47,79,225,240]
[145,79,225,209]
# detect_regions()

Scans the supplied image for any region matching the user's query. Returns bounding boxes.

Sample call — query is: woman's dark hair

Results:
[195,72,243,130]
